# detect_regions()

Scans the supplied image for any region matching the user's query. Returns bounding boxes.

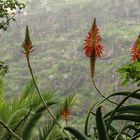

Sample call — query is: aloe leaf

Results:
[115,124,140,140]
[22,105,46,140]
[64,126,88,140]
[95,106,108,140]
[109,90,140,100]
[98,90,140,106]
[112,114,140,122]
[131,133,140,140]
[84,102,97,137]
[106,89,140,130]
[104,104,140,119]
[114,122,128,140]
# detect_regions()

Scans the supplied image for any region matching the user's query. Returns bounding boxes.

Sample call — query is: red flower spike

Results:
[84,18,103,58]
[131,33,140,61]
[22,26,34,57]
[84,18,104,77]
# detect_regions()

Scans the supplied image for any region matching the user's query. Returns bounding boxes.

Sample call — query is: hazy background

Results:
[0,0,140,117]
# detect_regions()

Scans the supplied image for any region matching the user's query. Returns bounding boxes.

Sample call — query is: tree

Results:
[0,0,25,31]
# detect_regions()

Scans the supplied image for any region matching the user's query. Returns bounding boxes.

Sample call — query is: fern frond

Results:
[0,101,10,122]
[33,109,62,140]
[1,109,30,139]
[20,80,58,108]
[31,90,58,108]
[35,121,60,140]
[0,77,4,98]
[22,105,47,140]
[20,79,36,100]
[59,94,76,114]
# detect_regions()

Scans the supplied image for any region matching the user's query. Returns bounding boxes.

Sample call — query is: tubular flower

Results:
[61,109,71,121]
[21,26,34,57]
[84,18,103,77]
[84,18,103,58]
[61,99,71,122]
[131,33,140,61]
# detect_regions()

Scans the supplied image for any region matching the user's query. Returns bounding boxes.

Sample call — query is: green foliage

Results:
[35,120,58,140]
[0,0,25,31]
[117,61,140,86]
[62,88,140,140]
[84,103,97,137]
[0,78,76,139]
[35,95,76,140]
[0,23,77,140]
[22,106,47,140]
[0,61,8,76]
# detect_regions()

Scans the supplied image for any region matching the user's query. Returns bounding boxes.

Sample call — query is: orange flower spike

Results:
[21,26,34,57]
[84,18,103,78]
[61,109,71,121]
[61,99,71,124]
[131,33,140,61]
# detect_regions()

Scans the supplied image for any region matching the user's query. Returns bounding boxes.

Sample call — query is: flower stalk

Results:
[84,18,118,105]
[22,26,69,139]
[91,77,118,105]
[0,120,22,140]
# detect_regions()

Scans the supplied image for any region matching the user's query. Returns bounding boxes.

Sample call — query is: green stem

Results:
[8,108,32,140]
[131,133,140,140]
[0,120,22,140]
[26,56,47,106]
[91,77,118,105]
[65,119,68,126]
[26,56,70,139]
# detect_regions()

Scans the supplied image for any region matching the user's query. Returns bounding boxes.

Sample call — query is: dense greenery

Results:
[117,62,140,86]
[0,0,25,31]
